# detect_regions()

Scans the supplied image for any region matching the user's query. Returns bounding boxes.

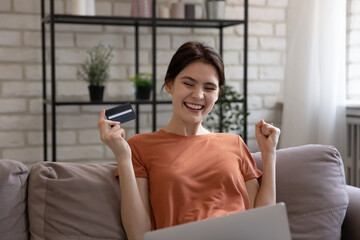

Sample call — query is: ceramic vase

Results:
[131,0,152,17]
[170,2,184,18]
[206,0,225,19]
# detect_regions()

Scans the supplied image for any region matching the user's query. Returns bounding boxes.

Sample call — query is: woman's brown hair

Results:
[163,41,225,91]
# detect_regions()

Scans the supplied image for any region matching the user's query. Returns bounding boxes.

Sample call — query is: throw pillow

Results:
[28,162,126,240]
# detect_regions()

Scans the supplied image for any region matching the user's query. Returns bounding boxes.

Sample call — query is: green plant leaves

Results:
[129,73,153,87]
[203,85,247,137]
[77,42,115,86]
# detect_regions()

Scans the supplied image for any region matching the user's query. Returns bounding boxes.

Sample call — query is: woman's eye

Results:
[183,82,193,87]
[205,87,216,91]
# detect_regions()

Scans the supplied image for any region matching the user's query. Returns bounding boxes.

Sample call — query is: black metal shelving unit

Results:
[41,0,248,162]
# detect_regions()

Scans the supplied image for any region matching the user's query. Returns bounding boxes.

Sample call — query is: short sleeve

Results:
[128,135,148,178]
[238,136,262,181]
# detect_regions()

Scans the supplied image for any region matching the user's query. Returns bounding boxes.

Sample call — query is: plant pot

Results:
[206,0,225,19]
[136,86,152,100]
[88,85,104,102]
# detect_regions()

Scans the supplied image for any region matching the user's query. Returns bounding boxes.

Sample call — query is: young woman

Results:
[98,41,281,240]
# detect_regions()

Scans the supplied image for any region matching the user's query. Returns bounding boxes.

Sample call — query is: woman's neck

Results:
[163,117,210,136]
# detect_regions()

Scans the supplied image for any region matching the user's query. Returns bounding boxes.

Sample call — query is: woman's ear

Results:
[215,88,221,100]
[164,81,173,95]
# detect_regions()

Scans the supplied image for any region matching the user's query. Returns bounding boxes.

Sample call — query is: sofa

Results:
[0,144,359,240]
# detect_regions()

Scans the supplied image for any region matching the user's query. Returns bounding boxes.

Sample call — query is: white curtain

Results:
[280,0,346,157]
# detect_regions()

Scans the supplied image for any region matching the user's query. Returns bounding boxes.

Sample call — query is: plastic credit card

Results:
[105,103,136,124]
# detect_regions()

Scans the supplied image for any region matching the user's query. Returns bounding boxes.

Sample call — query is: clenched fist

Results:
[255,120,281,154]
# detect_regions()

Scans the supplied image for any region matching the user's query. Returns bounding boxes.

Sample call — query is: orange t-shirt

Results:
[121,129,262,230]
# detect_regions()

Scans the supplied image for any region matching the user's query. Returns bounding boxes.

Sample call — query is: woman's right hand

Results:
[98,109,131,162]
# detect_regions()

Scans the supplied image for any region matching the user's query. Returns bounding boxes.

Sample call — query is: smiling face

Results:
[165,60,220,126]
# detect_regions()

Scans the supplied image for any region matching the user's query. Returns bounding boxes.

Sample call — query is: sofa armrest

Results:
[0,159,29,240]
[341,185,360,240]
[252,144,349,240]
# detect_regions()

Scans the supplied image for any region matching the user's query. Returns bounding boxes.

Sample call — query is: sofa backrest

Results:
[0,159,29,240]
[252,144,349,240]
[0,144,351,240]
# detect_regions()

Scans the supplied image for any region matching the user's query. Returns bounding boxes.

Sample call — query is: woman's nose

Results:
[192,87,204,99]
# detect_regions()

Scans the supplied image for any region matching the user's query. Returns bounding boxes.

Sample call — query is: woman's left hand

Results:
[255,120,281,154]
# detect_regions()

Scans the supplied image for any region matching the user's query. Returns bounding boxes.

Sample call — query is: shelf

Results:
[43,98,172,106]
[44,99,244,106]
[43,14,245,28]
[41,0,248,161]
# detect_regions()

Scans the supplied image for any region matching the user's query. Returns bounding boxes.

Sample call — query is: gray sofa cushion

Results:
[28,162,126,240]
[252,145,349,240]
[0,159,29,240]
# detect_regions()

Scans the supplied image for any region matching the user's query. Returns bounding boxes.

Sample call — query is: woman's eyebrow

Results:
[180,76,197,82]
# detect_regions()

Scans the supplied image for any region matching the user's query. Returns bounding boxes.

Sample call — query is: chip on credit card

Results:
[105,103,136,124]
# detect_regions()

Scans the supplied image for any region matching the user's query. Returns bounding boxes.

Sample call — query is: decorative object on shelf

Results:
[129,73,153,100]
[195,5,203,19]
[131,0,152,18]
[170,1,185,19]
[72,0,86,15]
[130,0,138,17]
[159,5,170,18]
[72,0,95,15]
[203,85,247,137]
[185,4,195,19]
[205,0,225,19]
[86,0,95,16]
[77,42,115,102]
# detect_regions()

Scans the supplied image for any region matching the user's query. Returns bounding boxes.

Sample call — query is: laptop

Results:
[143,203,292,240]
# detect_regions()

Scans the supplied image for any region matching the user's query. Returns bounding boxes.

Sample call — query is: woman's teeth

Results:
[185,103,204,110]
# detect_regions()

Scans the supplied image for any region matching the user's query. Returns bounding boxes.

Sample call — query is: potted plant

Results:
[129,73,153,100]
[205,0,226,19]
[203,85,248,137]
[77,42,115,102]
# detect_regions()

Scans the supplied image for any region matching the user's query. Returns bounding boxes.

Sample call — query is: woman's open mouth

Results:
[184,102,205,111]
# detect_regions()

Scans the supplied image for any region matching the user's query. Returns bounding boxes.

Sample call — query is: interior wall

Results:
[0,0,288,165]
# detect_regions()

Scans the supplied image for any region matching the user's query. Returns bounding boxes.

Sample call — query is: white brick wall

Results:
[0,0,289,164]
[0,65,23,79]
[248,22,273,36]
[0,48,41,62]
[0,0,11,11]
[0,99,27,113]
[0,31,22,46]
[267,0,288,8]
[0,132,24,147]
[0,14,40,30]
[0,116,42,130]
[3,147,43,164]
[250,7,285,21]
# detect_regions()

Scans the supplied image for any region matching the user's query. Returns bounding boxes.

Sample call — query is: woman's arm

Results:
[98,110,151,239]
[245,120,280,208]
[117,161,152,239]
